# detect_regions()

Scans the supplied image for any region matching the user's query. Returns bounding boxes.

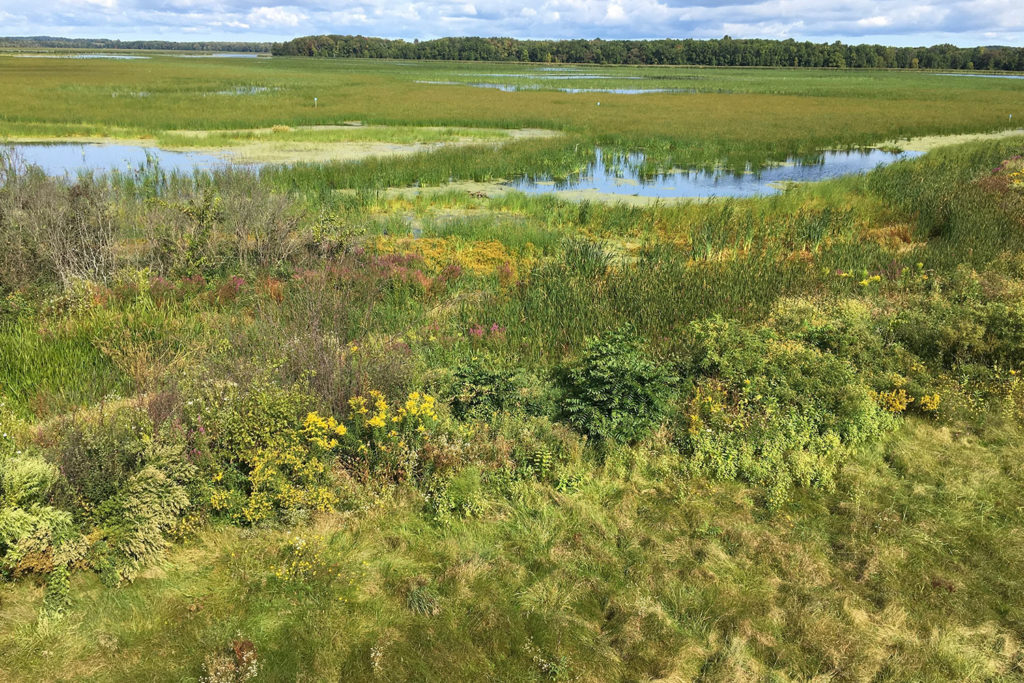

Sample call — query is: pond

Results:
[934,73,1024,80]
[213,86,273,95]
[11,53,149,60]
[472,73,644,80]
[176,53,270,59]
[2,142,923,199]
[1,143,246,176]
[416,80,693,94]
[508,148,924,199]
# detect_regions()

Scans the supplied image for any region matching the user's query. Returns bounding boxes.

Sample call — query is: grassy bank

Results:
[1,135,1023,680]
[1,54,1024,680]
[1,56,1022,173]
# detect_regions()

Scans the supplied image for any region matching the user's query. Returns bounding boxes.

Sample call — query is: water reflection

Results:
[2,143,241,176]
[416,80,692,94]
[934,73,1024,80]
[509,148,923,199]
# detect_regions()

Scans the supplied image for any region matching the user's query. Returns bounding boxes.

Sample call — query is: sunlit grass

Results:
[2,55,1024,682]
[0,54,1021,174]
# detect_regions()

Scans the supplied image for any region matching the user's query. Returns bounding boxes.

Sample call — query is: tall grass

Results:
[2,55,1022,175]
[2,60,1024,681]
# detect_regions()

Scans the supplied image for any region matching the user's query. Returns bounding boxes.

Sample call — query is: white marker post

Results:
[314,97,318,108]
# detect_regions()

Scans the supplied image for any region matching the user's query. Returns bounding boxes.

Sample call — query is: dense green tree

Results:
[270,34,1024,72]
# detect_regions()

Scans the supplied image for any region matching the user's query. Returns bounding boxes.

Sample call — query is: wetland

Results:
[1,52,1023,683]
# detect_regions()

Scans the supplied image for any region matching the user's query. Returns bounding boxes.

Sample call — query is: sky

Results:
[0,0,1020,47]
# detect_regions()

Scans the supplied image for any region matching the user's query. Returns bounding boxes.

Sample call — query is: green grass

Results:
[1,55,1022,174]
[2,56,1024,682]
[1,419,1021,681]
[0,318,129,418]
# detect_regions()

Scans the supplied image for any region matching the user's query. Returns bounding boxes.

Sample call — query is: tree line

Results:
[0,36,270,53]
[272,35,1024,71]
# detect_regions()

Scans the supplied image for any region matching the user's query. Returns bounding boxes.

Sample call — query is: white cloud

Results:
[606,2,625,22]
[0,0,1019,47]
[857,16,891,28]
[246,6,305,28]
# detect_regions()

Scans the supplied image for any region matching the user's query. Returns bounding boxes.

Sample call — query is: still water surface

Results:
[4,142,921,199]
[509,148,923,199]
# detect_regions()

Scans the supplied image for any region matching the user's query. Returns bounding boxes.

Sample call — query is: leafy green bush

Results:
[91,445,194,585]
[1,405,85,613]
[424,466,485,526]
[888,298,986,369]
[556,326,675,444]
[186,377,311,468]
[675,317,892,508]
[448,356,555,419]
[207,413,339,526]
[184,377,331,524]
[51,405,153,510]
[0,491,81,580]
[2,452,58,508]
[34,403,202,586]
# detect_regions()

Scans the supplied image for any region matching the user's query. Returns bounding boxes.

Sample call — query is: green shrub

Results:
[91,451,193,585]
[449,356,555,419]
[675,317,892,508]
[2,453,58,508]
[888,298,985,369]
[982,301,1024,368]
[556,326,676,444]
[185,377,311,468]
[507,416,581,484]
[208,417,339,526]
[425,466,485,526]
[772,297,888,371]
[183,377,335,524]
[1,505,83,619]
[51,404,152,510]
[28,402,201,586]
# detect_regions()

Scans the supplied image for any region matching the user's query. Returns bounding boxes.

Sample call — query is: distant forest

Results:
[273,35,1024,71]
[0,36,270,53]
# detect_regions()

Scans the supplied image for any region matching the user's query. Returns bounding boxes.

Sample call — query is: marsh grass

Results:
[1,419,1021,681]
[2,57,1024,681]
[1,55,1022,175]
[154,124,513,149]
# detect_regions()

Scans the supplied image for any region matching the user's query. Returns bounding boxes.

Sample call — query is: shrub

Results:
[424,466,485,526]
[342,390,443,482]
[188,379,339,524]
[556,326,675,444]
[675,317,892,508]
[2,453,58,508]
[0,167,115,291]
[0,401,86,612]
[219,176,303,270]
[91,455,193,585]
[143,188,225,277]
[213,429,339,526]
[186,377,311,468]
[448,356,555,419]
[0,497,81,578]
[51,404,152,510]
[888,298,985,368]
[983,301,1024,368]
